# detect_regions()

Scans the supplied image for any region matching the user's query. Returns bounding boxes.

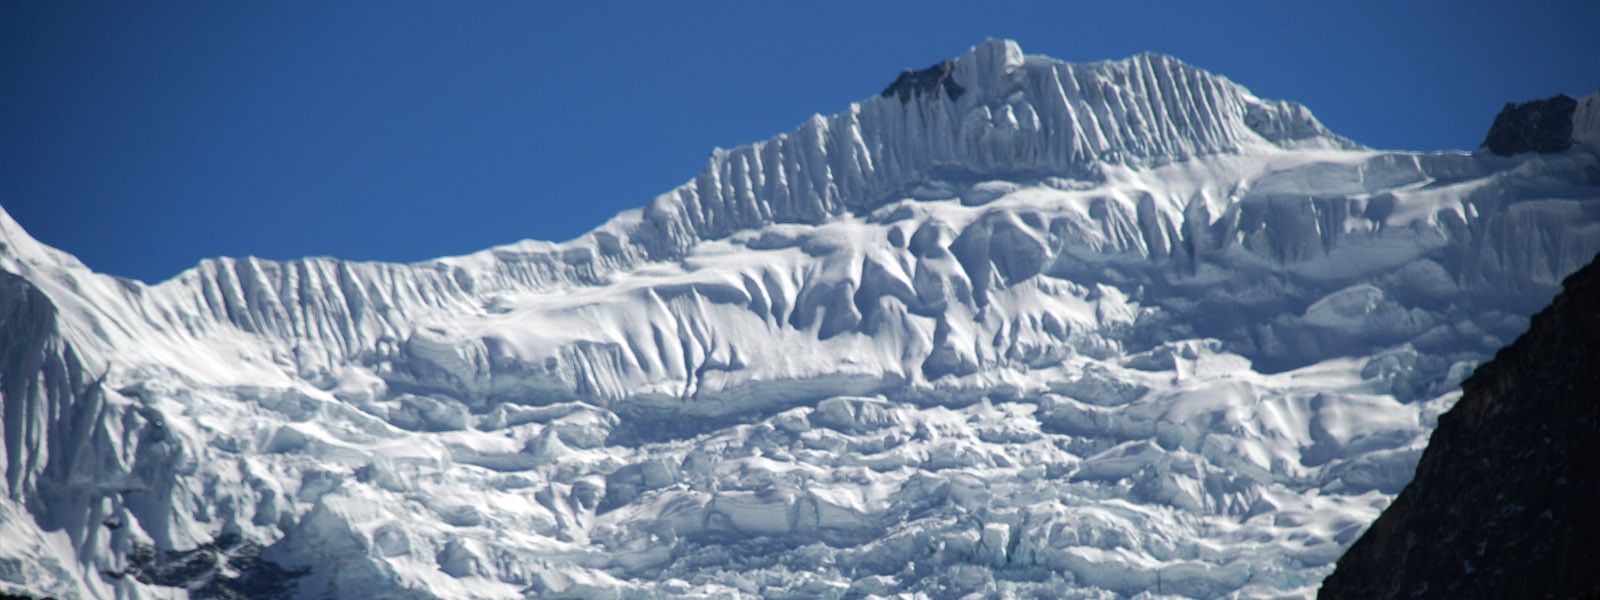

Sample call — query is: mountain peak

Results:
[971,36,1024,63]
[0,204,84,274]
[1480,92,1600,155]
[643,39,1356,247]
[954,37,1026,89]
[879,40,1022,105]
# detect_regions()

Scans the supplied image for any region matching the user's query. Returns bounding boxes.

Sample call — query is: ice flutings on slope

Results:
[643,40,1352,252]
[2,39,1599,599]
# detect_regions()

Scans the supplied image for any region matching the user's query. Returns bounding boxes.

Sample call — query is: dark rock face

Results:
[880,60,965,103]
[99,535,302,600]
[1320,252,1600,599]
[1481,94,1578,155]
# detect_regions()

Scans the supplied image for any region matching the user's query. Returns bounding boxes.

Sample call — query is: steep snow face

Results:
[2,40,1599,599]
[641,39,1355,250]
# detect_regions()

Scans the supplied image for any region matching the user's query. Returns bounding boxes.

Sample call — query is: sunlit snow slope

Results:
[3,40,1599,599]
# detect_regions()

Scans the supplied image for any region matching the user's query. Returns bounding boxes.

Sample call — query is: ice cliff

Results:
[2,40,1599,599]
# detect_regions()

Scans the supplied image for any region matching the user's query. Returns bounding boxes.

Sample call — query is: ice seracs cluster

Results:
[2,39,1599,599]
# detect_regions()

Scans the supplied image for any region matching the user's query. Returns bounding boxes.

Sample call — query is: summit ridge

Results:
[639,39,1355,251]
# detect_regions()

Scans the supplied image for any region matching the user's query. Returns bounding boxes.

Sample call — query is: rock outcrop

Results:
[1480,94,1578,155]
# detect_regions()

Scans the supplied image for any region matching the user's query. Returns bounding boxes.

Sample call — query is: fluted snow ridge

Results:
[642,39,1355,247]
[0,202,660,381]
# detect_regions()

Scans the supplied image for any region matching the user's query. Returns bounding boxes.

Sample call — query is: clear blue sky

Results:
[3,1,1596,283]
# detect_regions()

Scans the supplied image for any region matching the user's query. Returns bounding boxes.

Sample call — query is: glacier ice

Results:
[2,39,1599,599]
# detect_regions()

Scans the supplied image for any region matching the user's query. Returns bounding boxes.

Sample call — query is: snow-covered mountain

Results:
[2,39,1598,599]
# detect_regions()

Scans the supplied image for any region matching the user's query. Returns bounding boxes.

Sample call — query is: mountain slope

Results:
[1319,251,1600,599]
[2,40,1599,599]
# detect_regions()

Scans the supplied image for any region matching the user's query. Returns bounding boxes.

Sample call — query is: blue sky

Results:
[3,1,1596,283]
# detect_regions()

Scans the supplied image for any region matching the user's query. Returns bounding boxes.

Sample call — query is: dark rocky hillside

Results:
[1480,94,1578,155]
[1320,251,1600,599]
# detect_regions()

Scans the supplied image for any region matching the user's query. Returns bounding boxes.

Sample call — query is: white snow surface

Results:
[3,40,1599,599]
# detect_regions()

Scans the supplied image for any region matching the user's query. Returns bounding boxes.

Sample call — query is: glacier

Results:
[2,39,1599,599]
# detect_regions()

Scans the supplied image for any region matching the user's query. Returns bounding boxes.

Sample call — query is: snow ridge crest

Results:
[640,39,1355,249]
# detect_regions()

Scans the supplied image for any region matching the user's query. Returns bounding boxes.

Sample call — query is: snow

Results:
[2,39,1599,599]
[1573,93,1600,150]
